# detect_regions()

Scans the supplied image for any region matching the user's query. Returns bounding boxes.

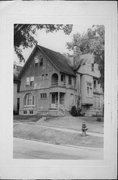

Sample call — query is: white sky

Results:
[15,24,94,66]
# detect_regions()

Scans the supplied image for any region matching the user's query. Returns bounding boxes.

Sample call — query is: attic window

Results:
[40,58,43,66]
[91,63,94,71]
[30,76,34,87]
[34,57,39,64]
[26,77,30,86]
[26,77,34,87]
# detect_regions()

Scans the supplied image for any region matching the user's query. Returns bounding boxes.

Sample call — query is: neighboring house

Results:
[13,64,22,114]
[75,54,104,116]
[16,45,103,116]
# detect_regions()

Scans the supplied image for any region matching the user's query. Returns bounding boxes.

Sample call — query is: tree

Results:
[14,24,73,62]
[66,25,105,89]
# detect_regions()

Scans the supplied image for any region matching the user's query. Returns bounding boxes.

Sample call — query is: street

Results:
[13,138,103,159]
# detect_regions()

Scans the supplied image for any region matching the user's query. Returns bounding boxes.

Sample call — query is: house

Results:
[13,63,22,114]
[16,44,103,116]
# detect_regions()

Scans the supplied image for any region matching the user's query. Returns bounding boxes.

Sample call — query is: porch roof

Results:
[49,87,66,93]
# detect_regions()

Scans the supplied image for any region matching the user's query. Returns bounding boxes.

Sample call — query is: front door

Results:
[51,92,58,109]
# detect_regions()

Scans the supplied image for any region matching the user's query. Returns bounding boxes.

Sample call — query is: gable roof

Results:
[37,45,75,76]
[19,45,75,79]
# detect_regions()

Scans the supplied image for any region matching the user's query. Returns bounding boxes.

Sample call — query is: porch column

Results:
[58,92,60,110]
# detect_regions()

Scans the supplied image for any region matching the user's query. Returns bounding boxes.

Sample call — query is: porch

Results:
[49,92,65,116]
[50,92,65,109]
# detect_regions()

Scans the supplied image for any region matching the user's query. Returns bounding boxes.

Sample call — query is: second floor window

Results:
[94,79,97,89]
[61,74,65,82]
[26,76,34,87]
[87,82,92,97]
[68,76,72,85]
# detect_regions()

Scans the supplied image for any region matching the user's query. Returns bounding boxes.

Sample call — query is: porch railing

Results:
[51,81,58,86]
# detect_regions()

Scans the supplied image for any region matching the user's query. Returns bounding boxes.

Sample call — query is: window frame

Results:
[24,93,35,107]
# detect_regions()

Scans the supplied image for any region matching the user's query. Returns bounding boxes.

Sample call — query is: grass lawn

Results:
[14,123,103,148]
[13,115,41,122]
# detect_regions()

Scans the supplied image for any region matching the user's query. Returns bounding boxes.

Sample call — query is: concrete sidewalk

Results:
[39,116,104,134]
[37,124,103,137]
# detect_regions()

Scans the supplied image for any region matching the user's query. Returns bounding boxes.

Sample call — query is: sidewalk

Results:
[38,124,103,137]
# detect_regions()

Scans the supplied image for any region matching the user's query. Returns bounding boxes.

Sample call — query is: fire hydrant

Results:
[82,122,88,136]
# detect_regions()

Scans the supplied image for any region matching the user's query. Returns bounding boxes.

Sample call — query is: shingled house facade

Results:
[16,45,103,116]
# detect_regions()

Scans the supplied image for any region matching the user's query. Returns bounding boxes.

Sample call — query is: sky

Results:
[14,24,94,66]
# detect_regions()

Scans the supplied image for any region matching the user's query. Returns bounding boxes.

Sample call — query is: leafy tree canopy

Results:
[14,24,73,62]
[66,25,105,89]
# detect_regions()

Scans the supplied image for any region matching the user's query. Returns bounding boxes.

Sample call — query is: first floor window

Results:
[23,110,27,114]
[29,110,33,114]
[24,93,34,106]
[40,93,47,99]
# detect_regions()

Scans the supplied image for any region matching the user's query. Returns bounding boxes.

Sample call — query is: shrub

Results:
[70,106,78,116]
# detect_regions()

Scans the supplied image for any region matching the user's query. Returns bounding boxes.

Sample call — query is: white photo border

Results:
[0,1,117,179]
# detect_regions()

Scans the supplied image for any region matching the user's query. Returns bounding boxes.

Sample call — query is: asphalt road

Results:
[13,138,103,159]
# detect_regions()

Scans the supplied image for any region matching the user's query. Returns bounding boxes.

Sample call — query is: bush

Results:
[70,106,78,116]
